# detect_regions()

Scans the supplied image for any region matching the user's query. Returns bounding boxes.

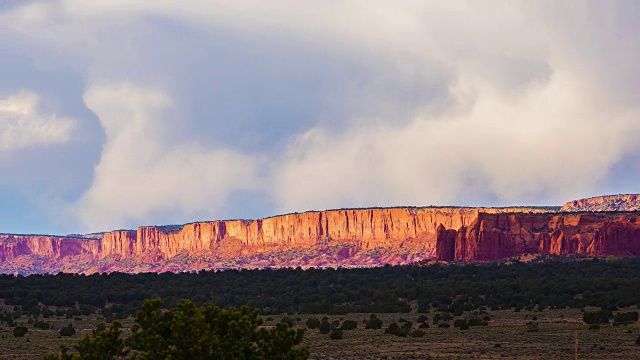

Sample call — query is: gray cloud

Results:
[0,1,639,232]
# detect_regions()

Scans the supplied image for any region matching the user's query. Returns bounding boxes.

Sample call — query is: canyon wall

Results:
[0,234,100,262]
[0,197,639,274]
[434,212,640,261]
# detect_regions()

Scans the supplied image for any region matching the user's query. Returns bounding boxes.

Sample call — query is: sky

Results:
[1,1,639,235]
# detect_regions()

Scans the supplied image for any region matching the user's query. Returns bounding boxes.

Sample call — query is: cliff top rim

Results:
[563,193,640,203]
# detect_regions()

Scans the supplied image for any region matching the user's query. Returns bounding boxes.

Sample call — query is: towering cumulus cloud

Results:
[74,84,258,231]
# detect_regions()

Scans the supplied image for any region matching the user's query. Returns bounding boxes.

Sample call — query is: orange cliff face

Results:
[0,207,548,274]
[0,234,100,262]
[4,204,640,275]
[114,207,548,260]
[434,212,640,261]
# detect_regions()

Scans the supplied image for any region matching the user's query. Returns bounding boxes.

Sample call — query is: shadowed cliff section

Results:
[434,212,640,261]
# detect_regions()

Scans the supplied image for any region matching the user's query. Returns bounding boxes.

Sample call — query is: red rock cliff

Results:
[0,234,100,262]
[116,207,547,260]
[3,203,640,274]
[435,212,640,261]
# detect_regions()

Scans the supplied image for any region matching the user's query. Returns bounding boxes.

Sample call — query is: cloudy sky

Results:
[1,1,639,235]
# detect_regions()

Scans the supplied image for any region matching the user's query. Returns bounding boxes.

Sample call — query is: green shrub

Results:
[453,319,467,328]
[339,320,358,330]
[467,317,488,326]
[59,323,76,337]
[319,318,331,334]
[33,321,50,330]
[305,318,321,329]
[13,326,28,337]
[583,310,610,325]
[614,311,638,324]
[280,317,294,327]
[329,329,343,340]
[385,322,411,337]
[365,314,383,330]
[410,329,425,337]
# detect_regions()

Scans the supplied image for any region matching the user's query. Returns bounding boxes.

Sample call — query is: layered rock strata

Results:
[434,212,640,261]
[1,196,640,274]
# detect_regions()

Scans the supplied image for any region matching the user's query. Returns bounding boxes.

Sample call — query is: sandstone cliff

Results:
[434,212,640,261]
[1,197,640,275]
[0,234,101,262]
[0,207,545,274]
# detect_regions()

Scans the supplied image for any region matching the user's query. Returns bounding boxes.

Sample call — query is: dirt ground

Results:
[1,308,639,359]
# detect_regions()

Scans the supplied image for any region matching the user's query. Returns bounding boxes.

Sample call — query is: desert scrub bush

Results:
[59,323,76,337]
[365,314,383,329]
[329,329,343,340]
[385,322,412,337]
[339,320,358,330]
[13,326,28,337]
[319,318,331,334]
[305,317,321,329]
[33,321,50,330]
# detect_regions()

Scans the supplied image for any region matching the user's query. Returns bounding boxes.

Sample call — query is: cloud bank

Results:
[0,1,639,232]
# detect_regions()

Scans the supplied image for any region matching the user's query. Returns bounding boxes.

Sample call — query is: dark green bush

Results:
[339,320,358,330]
[614,311,638,324]
[319,318,331,334]
[305,318,321,329]
[329,329,343,340]
[13,326,28,337]
[33,321,50,330]
[453,319,467,328]
[583,311,610,325]
[59,323,76,337]
[365,314,383,330]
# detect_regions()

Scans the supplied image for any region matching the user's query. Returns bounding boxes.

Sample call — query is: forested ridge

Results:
[1,256,640,320]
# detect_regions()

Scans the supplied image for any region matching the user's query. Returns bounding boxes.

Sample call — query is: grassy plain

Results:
[1,308,639,359]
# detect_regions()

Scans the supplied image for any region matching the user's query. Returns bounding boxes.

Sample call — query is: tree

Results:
[47,298,309,360]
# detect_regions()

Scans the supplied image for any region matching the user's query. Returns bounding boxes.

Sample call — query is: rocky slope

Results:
[561,194,640,212]
[1,195,639,275]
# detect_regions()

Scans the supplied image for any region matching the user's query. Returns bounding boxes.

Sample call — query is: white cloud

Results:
[0,91,75,150]
[73,83,258,231]
[1,1,640,232]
